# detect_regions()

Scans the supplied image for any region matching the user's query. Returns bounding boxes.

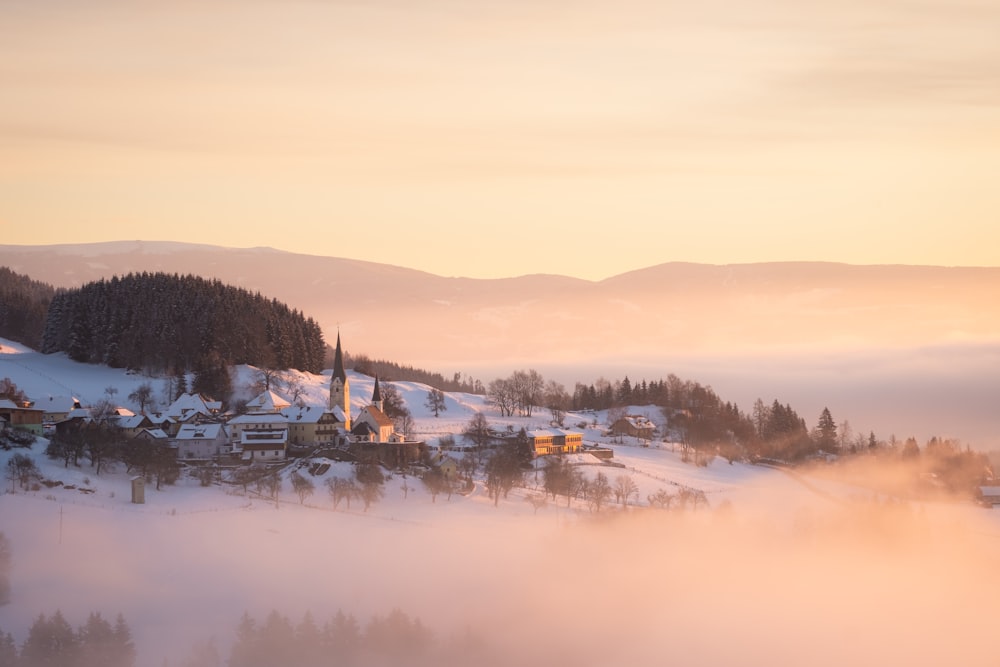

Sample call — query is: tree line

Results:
[40,272,326,375]
[0,610,135,667]
[0,605,483,667]
[346,353,484,395]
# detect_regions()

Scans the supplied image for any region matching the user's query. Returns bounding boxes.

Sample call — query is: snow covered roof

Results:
[175,423,228,441]
[115,414,151,429]
[33,395,82,413]
[228,412,288,426]
[0,399,42,413]
[147,413,175,426]
[281,405,329,424]
[527,428,584,438]
[245,390,291,413]
[165,393,221,419]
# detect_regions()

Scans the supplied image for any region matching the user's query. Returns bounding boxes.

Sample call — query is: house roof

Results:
[175,423,227,440]
[245,390,291,413]
[34,395,82,413]
[228,412,288,426]
[528,428,584,439]
[281,405,332,424]
[136,428,169,440]
[0,399,43,413]
[165,393,221,419]
[115,414,152,429]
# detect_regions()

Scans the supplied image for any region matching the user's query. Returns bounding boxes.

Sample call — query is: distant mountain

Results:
[3,241,998,371]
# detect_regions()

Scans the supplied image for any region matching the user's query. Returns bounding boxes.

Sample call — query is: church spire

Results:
[332,331,347,382]
[329,331,351,428]
[372,374,383,412]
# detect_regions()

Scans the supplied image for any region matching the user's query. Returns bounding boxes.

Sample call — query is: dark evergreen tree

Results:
[21,610,79,667]
[815,407,838,452]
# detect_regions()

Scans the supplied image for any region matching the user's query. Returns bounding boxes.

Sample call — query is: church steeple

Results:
[372,374,383,412]
[329,331,351,428]
[332,331,347,383]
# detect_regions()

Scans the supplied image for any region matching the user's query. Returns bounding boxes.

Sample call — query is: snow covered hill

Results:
[3,338,1000,666]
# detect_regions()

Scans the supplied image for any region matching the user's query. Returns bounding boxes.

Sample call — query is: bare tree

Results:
[127,382,154,414]
[484,448,523,507]
[355,460,385,511]
[544,380,570,427]
[396,411,415,440]
[463,412,492,451]
[588,472,612,512]
[614,474,638,508]
[511,369,544,417]
[424,388,447,417]
[290,470,315,504]
[422,468,449,503]
[6,454,38,492]
[647,488,675,509]
[325,477,358,510]
[525,494,548,514]
[486,378,516,418]
[255,473,282,507]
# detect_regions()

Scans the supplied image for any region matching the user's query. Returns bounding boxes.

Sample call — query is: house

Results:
[527,429,584,457]
[609,414,657,440]
[134,427,171,444]
[33,395,82,425]
[436,455,459,481]
[239,429,288,463]
[173,423,230,461]
[240,431,287,462]
[0,399,44,436]
[282,405,347,448]
[227,411,288,446]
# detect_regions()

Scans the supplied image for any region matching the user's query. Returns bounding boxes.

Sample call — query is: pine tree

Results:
[816,407,838,452]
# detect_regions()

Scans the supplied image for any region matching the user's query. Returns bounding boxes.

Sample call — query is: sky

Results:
[2,0,999,280]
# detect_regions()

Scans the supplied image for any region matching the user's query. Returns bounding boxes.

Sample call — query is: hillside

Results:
[3,339,1000,666]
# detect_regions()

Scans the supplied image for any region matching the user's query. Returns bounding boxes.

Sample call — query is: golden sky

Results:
[2,0,999,279]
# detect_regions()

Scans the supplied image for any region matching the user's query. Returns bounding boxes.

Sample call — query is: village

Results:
[0,334,669,506]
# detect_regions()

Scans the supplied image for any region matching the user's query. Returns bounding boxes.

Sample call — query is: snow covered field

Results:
[3,340,1000,666]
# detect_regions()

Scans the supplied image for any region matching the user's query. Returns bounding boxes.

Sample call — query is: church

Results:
[329,333,426,467]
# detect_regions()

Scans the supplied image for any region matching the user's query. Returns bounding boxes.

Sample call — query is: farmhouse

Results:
[174,423,230,461]
[609,414,657,439]
[33,395,82,425]
[0,398,44,436]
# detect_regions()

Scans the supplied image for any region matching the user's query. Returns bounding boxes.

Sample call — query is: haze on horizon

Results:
[2,0,1000,280]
